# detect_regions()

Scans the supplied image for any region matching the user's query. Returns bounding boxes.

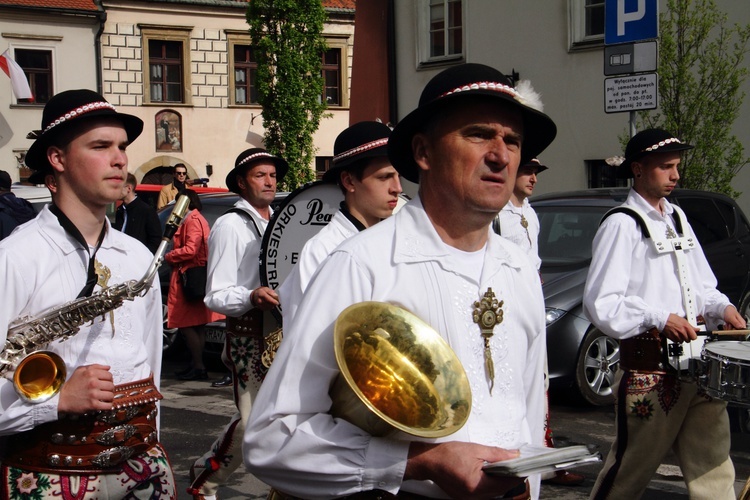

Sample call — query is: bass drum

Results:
[260,182,344,321]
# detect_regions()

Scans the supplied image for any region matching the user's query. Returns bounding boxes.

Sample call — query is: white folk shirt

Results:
[204,198,270,317]
[496,198,542,270]
[0,206,163,436]
[245,197,547,500]
[583,189,730,340]
[277,209,358,323]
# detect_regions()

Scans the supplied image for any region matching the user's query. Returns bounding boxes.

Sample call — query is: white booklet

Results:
[483,444,601,477]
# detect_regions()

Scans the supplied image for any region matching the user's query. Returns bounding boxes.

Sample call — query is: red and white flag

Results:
[0,50,33,100]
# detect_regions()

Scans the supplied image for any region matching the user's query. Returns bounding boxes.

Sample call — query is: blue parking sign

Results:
[605,0,658,45]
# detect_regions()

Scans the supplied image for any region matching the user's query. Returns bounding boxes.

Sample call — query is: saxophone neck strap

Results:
[49,204,107,298]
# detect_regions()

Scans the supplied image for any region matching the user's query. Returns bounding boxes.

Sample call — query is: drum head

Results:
[704,340,750,360]
[260,181,344,292]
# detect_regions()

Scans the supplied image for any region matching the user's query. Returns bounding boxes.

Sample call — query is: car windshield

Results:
[536,205,610,266]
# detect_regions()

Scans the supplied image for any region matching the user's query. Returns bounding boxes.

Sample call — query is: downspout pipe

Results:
[94,0,106,95]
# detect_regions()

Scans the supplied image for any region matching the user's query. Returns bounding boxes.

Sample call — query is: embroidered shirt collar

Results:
[393,195,524,273]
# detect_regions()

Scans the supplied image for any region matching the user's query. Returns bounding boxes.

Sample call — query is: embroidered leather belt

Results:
[4,375,163,474]
[227,308,263,338]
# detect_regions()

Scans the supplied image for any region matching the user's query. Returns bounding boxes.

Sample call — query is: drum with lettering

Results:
[691,340,750,407]
[260,182,344,317]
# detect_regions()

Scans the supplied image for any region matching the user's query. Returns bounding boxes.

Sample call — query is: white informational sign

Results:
[604,73,657,113]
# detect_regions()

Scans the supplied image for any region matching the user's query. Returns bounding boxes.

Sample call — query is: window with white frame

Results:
[140,26,192,105]
[418,0,464,66]
[569,0,605,50]
[14,49,53,104]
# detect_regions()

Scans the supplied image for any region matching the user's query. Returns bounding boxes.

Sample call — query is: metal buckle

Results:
[96,424,137,446]
[97,406,139,424]
[91,446,134,468]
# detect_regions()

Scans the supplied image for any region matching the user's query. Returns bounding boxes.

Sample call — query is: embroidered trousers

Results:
[590,370,734,500]
[1,444,175,500]
[189,333,265,497]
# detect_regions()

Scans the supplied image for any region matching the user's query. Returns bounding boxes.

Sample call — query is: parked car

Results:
[135,183,228,210]
[10,184,51,212]
[535,188,750,406]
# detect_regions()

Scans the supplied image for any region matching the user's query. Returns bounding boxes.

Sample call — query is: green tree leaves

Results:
[247,0,328,191]
[638,0,750,197]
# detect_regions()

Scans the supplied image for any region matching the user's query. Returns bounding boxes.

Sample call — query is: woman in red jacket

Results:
[166,189,223,380]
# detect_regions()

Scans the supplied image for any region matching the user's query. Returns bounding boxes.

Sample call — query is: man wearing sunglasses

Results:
[158,162,188,209]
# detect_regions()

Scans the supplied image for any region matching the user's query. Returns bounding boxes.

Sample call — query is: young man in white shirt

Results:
[495,158,546,270]
[187,148,287,500]
[584,128,746,499]
[244,63,557,499]
[278,120,402,322]
[0,89,174,498]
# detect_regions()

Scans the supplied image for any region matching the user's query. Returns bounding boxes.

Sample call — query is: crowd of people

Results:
[0,61,746,500]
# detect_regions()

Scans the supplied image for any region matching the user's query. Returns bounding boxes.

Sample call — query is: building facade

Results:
[0,0,355,187]
[0,0,101,181]
[389,0,750,211]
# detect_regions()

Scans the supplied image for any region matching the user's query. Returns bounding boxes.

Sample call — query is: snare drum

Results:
[692,341,750,407]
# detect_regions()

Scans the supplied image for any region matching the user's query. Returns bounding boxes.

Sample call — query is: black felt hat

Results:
[226,148,289,193]
[25,89,143,181]
[522,158,548,173]
[387,63,557,183]
[616,128,694,178]
[323,121,391,183]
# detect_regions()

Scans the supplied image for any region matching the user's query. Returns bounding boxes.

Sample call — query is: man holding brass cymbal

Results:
[278,120,402,322]
[0,89,174,498]
[245,63,557,499]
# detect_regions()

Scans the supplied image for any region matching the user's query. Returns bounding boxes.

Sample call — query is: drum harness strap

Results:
[603,204,702,372]
[224,207,283,367]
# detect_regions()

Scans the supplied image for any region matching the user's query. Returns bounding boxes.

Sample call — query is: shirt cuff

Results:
[361,437,409,494]
[33,395,60,426]
[652,309,671,333]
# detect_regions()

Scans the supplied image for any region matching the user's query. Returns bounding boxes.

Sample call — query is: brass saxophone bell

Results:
[331,302,471,438]
[13,351,67,403]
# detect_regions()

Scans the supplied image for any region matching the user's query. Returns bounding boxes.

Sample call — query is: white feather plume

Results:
[514,80,544,112]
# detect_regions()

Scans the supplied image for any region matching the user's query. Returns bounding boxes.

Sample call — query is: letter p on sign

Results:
[605,0,658,45]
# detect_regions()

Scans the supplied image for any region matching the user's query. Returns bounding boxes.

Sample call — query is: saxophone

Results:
[0,195,190,403]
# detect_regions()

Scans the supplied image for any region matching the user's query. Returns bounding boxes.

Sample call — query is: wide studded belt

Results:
[227,308,263,338]
[4,375,163,474]
[619,328,667,373]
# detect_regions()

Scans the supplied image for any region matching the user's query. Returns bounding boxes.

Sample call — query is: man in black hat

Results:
[495,157,586,488]
[0,89,175,497]
[278,120,402,322]
[0,169,36,240]
[584,128,745,499]
[494,158,548,270]
[245,63,557,499]
[187,147,287,500]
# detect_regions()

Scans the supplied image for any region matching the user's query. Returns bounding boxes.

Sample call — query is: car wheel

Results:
[162,303,179,352]
[575,327,620,406]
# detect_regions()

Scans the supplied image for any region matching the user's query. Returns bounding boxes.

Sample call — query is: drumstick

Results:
[701,329,750,336]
